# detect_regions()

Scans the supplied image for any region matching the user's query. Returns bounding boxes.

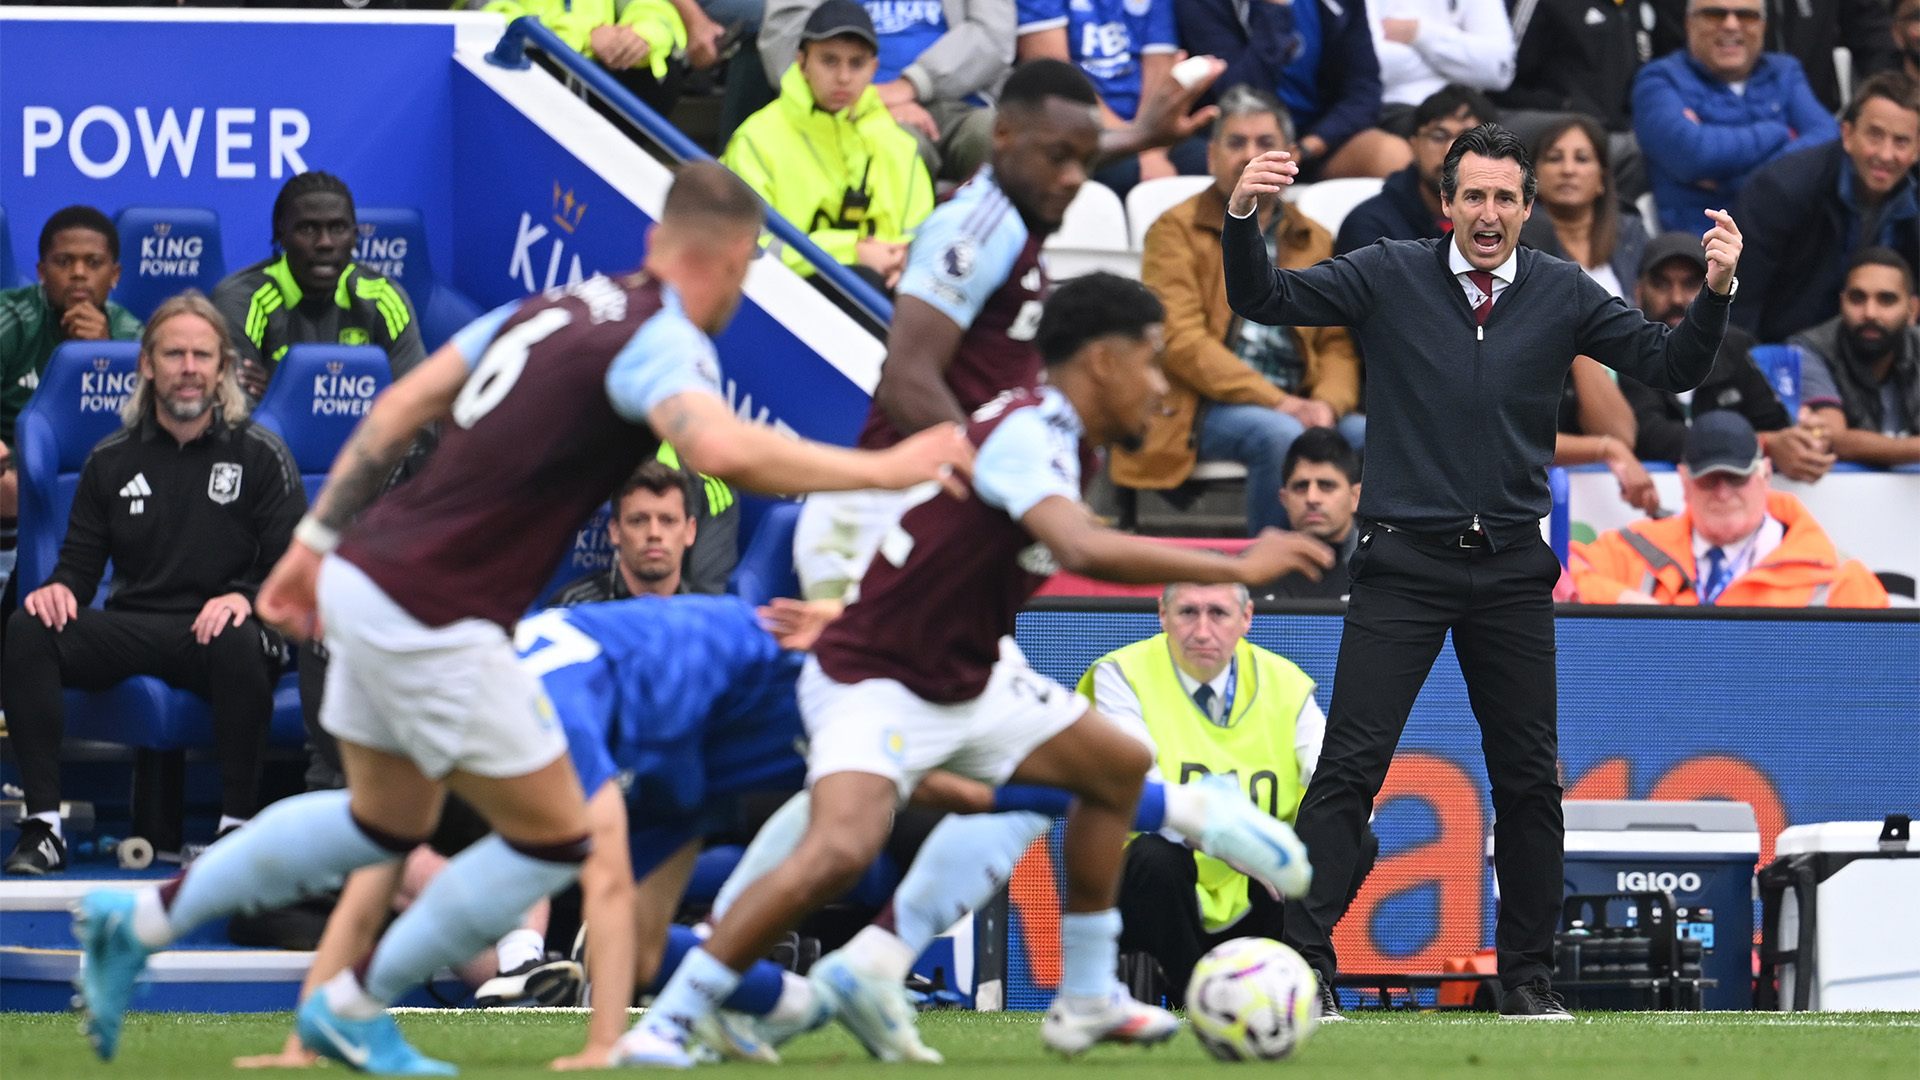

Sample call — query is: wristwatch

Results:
[1712,276,1739,300]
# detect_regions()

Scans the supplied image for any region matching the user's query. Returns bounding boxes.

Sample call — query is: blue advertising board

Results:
[0,15,458,293]
[1001,607,1920,1008]
[446,62,876,446]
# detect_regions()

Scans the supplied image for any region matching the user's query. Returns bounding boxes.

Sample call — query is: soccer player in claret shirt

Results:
[229,592,1314,1069]
[67,163,972,1076]
[795,55,1223,601]
[615,273,1335,1067]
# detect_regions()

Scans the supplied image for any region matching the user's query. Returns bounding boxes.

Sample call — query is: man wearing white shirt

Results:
[1081,582,1375,1011]
[1370,0,1515,124]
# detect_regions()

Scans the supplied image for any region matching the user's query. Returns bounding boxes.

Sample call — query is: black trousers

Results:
[1119,829,1378,1004]
[1280,527,1564,991]
[3,607,279,820]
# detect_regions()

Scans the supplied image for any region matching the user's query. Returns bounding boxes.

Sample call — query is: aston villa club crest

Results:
[207,462,243,505]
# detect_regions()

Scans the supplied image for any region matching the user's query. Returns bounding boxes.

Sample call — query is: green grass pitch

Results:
[2,1009,1916,1078]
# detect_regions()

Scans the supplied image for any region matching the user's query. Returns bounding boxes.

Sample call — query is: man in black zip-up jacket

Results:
[1221,124,1740,1019]
[4,293,304,874]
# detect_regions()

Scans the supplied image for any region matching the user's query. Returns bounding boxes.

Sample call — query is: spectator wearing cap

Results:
[1619,232,1834,481]
[1571,412,1888,606]
[1787,246,1920,467]
[1336,84,1494,254]
[1014,0,1184,197]
[1632,0,1838,235]
[1259,427,1362,601]
[1128,86,1364,537]
[1179,0,1413,180]
[759,0,1013,183]
[1733,72,1920,344]
[723,0,933,293]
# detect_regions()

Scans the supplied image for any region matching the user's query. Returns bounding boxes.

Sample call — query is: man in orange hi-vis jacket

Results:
[1571,412,1888,608]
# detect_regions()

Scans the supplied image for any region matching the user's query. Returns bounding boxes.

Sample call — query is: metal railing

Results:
[485,16,895,330]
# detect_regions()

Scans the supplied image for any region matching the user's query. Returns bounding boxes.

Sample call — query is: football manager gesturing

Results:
[1223,125,1741,1020]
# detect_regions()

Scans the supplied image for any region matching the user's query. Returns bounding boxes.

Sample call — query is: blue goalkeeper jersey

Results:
[515,595,806,826]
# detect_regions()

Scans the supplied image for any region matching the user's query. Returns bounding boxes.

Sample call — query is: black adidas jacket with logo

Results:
[45,408,305,614]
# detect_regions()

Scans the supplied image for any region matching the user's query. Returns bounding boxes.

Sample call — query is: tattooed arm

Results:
[309,346,472,532]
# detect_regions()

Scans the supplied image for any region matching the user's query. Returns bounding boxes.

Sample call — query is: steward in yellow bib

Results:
[1079,581,1375,1003]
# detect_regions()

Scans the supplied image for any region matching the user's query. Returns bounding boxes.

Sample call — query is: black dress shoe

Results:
[1500,979,1572,1019]
[1317,980,1346,1022]
[4,819,67,875]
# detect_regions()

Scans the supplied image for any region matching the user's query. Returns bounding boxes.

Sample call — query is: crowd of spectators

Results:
[437,0,1920,503]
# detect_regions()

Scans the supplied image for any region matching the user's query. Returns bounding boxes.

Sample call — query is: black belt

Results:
[1375,521,1490,550]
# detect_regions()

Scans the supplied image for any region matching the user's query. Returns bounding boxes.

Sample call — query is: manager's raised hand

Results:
[1228,151,1299,218]
[1702,209,1742,295]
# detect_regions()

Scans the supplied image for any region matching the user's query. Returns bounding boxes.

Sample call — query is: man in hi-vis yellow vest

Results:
[1079,581,1376,1005]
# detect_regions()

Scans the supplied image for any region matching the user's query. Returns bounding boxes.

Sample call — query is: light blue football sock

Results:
[651,925,785,1015]
[711,792,810,921]
[639,947,742,1043]
[892,811,1050,955]
[163,789,399,942]
[363,835,582,1004]
[1059,908,1123,1001]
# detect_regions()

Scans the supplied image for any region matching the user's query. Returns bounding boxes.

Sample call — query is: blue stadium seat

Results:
[726,499,802,606]
[250,344,393,501]
[533,503,615,609]
[353,207,485,351]
[15,342,142,597]
[110,206,226,321]
[16,342,299,753]
[0,203,28,288]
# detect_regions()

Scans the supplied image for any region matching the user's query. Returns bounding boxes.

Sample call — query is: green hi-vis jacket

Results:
[481,0,686,79]
[722,63,933,277]
[211,255,425,391]
[1080,634,1314,930]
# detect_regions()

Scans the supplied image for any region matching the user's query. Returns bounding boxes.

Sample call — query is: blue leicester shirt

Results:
[866,0,949,87]
[1278,0,1322,132]
[1016,0,1178,121]
[515,595,806,825]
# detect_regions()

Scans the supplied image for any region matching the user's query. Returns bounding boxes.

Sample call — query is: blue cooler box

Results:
[1563,801,1760,1010]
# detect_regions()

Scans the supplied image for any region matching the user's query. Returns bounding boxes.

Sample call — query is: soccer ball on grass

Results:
[1185,937,1319,1061]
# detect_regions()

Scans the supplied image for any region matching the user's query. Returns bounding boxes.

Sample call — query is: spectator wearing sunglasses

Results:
[1633,0,1837,234]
